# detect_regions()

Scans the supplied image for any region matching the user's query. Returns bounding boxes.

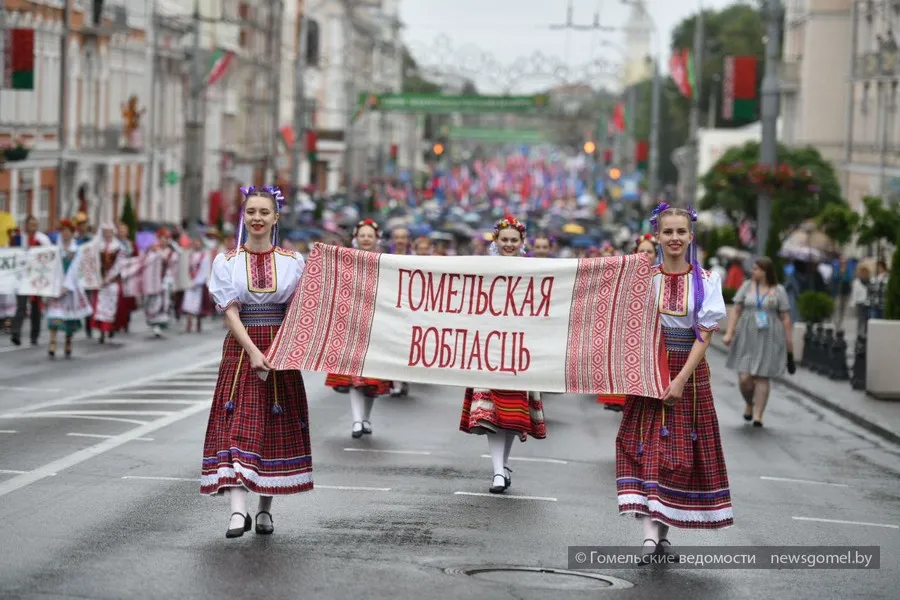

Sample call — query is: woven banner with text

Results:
[267,244,669,397]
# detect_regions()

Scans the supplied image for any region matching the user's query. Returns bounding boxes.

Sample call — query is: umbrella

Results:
[562,223,585,235]
[570,235,597,248]
[716,246,751,261]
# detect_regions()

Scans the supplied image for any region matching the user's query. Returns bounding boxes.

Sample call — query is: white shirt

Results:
[208,246,306,312]
[651,266,728,332]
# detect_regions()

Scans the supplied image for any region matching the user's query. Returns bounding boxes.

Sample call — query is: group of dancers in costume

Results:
[200,187,733,560]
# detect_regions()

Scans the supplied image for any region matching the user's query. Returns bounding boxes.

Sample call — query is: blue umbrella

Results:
[571,235,597,248]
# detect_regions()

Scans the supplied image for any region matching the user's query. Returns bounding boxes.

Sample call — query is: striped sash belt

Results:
[239,303,286,327]
[662,326,696,352]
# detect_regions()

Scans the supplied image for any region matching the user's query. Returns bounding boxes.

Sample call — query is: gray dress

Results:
[726,280,790,377]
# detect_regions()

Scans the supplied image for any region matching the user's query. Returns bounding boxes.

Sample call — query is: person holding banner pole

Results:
[200,185,313,539]
[599,234,659,412]
[459,216,547,494]
[11,216,52,347]
[45,220,93,358]
[325,219,392,438]
[615,204,733,561]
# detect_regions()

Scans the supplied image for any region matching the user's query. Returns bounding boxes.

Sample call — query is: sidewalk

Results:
[709,327,900,447]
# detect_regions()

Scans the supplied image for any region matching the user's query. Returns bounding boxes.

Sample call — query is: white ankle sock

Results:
[487,432,505,475]
[349,388,365,423]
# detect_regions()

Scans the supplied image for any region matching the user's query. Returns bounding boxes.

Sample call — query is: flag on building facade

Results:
[722,56,758,122]
[205,49,234,86]
[3,29,35,90]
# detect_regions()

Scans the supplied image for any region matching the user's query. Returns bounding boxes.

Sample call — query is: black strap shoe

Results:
[225,512,251,538]
[255,511,274,535]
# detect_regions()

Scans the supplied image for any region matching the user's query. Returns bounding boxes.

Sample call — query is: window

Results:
[306,19,320,67]
[14,188,28,226]
[37,189,51,231]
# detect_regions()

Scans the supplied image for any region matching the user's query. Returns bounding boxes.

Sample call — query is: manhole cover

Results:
[444,566,633,590]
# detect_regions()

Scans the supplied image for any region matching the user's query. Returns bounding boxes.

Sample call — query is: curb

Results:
[708,341,900,447]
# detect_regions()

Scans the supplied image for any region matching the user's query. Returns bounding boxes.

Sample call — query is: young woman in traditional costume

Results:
[114,221,138,334]
[616,203,732,559]
[182,236,213,333]
[599,234,659,412]
[460,216,547,494]
[200,185,313,538]
[89,223,125,343]
[46,220,93,358]
[324,218,392,438]
[144,228,180,337]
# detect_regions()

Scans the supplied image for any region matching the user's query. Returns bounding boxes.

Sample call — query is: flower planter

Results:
[866,319,900,400]
[3,148,30,162]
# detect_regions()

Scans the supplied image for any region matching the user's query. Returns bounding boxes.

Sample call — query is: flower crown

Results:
[635,233,657,247]
[240,185,286,212]
[493,217,526,240]
[648,202,698,231]
[354,218,380,237]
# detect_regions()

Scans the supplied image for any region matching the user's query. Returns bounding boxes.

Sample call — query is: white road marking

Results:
[792,516,898,529]
[122,476,197,482]
[454,491,558,501]
[0,430,17,434]
[0,469,28,474]
[66,399,202,406]
[317,485,392,491]
[94,390,211,396]
[0,358,220,418]
[761,476,849,488]
[3,386,63,392]
[1,410,174,418]
[480,454,569,465]
[0,402,209,499]
[2,415,149,426]
[343,448,432,455]
[68,433,154,442]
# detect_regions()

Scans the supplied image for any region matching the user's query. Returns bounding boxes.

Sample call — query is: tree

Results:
[120,193,137,240]
[817,204,860,247]
[669,4,766,131]
[885,231,900,320]
[856,195,900,258]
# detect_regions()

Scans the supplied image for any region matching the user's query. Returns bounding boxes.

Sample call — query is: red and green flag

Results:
[722,56,758,122]
[669,48,694,99]
[3,28,35,90]
[635,140,649,171]
[205,49,234,86]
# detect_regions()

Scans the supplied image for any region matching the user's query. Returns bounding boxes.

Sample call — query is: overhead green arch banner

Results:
[355,92,551,117]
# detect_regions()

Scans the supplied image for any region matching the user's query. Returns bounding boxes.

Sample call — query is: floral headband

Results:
[354,218,380,238]
[492,217,526,241]
[240,185,285,212]
[648,202,698,231]
[635,233,657,247]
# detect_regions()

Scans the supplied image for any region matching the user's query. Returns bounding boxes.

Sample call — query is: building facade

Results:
[844,0,900,209]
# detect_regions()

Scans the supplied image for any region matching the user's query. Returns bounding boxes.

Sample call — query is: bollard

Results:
[851,331,867,390]
[830,330,850,381]
[800,325,814,368]
[810,324,825,374]
[821,328,835,377]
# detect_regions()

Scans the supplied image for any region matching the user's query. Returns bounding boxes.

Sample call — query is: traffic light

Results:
[583,141,596,154]
[433,143,444,156]
[608,167,621,180]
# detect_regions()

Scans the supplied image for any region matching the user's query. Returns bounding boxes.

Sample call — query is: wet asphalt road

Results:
[0,324,898,600]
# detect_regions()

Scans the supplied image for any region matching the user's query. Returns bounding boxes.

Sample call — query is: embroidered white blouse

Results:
[651,265,727,332]
[208,246,306,312]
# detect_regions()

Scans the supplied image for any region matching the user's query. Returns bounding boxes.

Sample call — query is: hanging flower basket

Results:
[712,161,820,195]
[3,146,29,162]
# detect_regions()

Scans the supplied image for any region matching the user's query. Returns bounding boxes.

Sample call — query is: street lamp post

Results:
[756,0,783,258]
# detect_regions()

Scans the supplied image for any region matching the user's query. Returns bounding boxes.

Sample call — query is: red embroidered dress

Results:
[200,246,313,496]
[616,265,733,529]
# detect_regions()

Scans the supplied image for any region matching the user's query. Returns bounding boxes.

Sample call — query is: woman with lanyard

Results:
[460,216,547,494]
[325,219,392,438]
[723,257,795,427]
[615,203,733,560]
[200,185,313,538]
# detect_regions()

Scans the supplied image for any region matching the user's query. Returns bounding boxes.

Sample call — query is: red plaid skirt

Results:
[616,349,733,529]
[201,325,313,496]
[324,373,391,397]
[460,388,547,442]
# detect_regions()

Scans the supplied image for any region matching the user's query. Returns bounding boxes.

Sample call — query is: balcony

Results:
[76,126,137,154]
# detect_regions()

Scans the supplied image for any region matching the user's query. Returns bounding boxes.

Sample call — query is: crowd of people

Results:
[1,213,237,356]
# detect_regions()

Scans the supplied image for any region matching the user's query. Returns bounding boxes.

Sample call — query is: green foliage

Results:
[699,141,844,238]
[120,194,137,240]
[797,291,835,323]
[816,204,860,246]
[856,195,900,249]
[885,232,900,321]
[670,5,766,129]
